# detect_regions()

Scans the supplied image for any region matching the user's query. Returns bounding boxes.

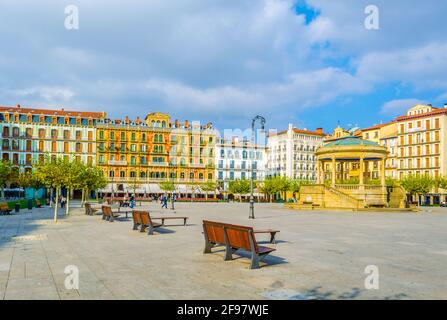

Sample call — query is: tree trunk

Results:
[81,189,85,207]
[205,192,208,200]
[239,194,242,203]
[54,187,60,223]
[65,187,71,215]
[1,187,4,199]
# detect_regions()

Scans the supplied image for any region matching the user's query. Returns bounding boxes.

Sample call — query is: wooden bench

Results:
[153,216,188,226]
[0,203,12,215]
[101,205,121,222]
[253,229,280,244]
[132,210,143,230]
[202,220,276,269]
[139,211,163,235]
[35,199,43,208]
[133,211,188,234]
[85,202,99,216]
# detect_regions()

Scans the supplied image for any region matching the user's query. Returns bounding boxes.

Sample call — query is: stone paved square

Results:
[0,203,446,300]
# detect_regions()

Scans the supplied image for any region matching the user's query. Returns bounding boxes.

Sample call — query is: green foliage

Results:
[201,181,218,193]
[433,175,447,191]
[385,177,399,187]
[400,174,434,196]
[0,160,15,188]
[228,179,251,201]
[159,181,176,192]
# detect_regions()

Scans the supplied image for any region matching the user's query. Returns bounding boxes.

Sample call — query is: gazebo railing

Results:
[335,184,359,190]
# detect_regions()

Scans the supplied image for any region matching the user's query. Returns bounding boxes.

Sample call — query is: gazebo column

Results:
[317,159,321,184]
[331,157,336,188]
[359,157,365,191]
[380,158,386,187]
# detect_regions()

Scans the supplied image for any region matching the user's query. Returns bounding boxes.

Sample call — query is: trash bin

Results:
[27,199,33,210]
[14,203,20,213]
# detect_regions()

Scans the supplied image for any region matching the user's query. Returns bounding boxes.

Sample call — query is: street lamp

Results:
[249,115,266,219]
[169,162,175,210]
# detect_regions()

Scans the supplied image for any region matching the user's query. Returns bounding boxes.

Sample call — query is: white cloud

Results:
[380,99,426,116]
[356,43,447,90]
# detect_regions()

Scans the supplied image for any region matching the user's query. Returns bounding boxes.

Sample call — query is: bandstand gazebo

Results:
[298,136,398,209]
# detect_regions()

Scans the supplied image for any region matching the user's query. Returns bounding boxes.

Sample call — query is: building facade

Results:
[215,137,267,190]
[395,104,447,179]
[0,105,103,173]
[97,112,216,196]
[361,122,398,178]
[267,124,326,180]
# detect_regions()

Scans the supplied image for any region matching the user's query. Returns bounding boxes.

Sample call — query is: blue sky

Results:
[0,0,446,134]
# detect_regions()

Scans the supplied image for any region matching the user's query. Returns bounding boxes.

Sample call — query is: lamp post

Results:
[249,115,266,219]
[169,162,175,210]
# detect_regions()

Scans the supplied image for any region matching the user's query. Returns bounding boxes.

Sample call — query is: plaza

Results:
[0,202,446,300]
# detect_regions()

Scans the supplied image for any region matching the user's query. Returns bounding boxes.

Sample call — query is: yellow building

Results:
[97,112,216,197]
[396,104,447,179]
[361,122,398,179]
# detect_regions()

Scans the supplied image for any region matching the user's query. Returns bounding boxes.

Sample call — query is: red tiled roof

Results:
[269,128,327,137]
[361,120,396,132]
[0,105,105,118]
[396,108,447,122]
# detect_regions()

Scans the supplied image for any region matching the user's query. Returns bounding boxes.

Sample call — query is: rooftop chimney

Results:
[125,115,129,124]
[17,104,21,108]
[184,120,189,128]
[175,119,179,128]
[316,127,323,134]
[444,103,447,109]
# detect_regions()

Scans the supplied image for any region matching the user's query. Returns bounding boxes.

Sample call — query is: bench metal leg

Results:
[224,244,234,261]
[184,218,187,226]
[203,241,213,254]
[270,232,276,244]
[147,225,155,235]
[250,253,260,269]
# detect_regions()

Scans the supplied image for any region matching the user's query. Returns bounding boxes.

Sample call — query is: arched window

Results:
[162,121,166,128]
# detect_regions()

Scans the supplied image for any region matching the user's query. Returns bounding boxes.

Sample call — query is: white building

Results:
[215,137,267,190]
[267,124,326,180]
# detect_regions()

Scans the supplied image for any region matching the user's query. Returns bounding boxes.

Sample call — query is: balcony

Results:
[108,160,128,166]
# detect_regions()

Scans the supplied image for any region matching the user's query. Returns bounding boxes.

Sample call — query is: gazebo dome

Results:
[324,136,379,147]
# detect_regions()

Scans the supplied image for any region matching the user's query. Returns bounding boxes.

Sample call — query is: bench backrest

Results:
[132,210,142,224]
[203,220,226,245]
[203,220,258,253]
[102,205,112,217]
[0,203,9,210]
[139,211,153,226]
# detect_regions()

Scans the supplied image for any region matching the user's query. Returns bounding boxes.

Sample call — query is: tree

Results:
[17,170,44,199]
[433,175,447,193]
[228,179,250,202]
[201,181,218,200]
[62,160,85,215]
[34,158,67,222]
[159,181,175,194]
[258,178,277,202]
[400,174,434,204]
[79,165,108,207]
[0,160,14,198]
[275,176,290,201]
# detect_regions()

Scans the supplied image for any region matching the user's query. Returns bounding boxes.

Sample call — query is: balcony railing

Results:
[108,160,128,166]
